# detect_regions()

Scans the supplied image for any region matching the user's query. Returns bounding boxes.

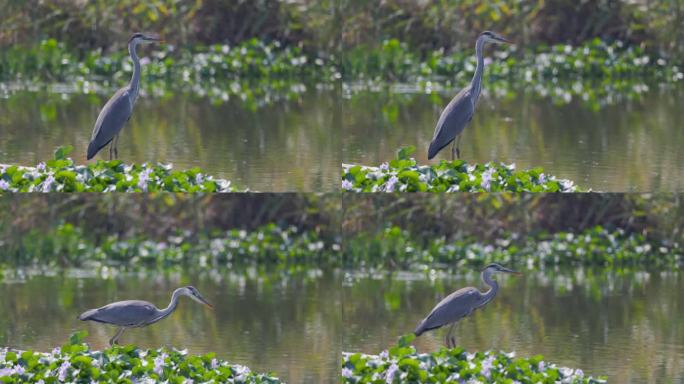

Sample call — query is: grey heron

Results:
[414,263,520,348]
[428,31,512,160]
[78,286,213,346]
[86,32,162,160]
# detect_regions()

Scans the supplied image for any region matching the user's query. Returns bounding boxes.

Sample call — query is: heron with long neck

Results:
[86,32,162,160]
[78,286,213,346]
[414,263,521,348]
[428,31,512,160]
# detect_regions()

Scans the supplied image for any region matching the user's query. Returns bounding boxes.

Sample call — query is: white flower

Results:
[341,179,353,190]
[538,361,545,371]
[153,353,167,375]
[342,367,353,378]
[58,361,70,381]
[481,168,495,191]
[385,176,399,192]
[0,367,14,377]
[575,368,584,377]
[385,363,399,383]
[195,173,204,185]
[481,355,495,378]
[379,350,389,359]
[37,162,46,172]
[210,358,218,369]
[538,173,547,184]
[379,162,389,171]
[0,180,9,191]
[138,168,153,191]
[41,174,55,192]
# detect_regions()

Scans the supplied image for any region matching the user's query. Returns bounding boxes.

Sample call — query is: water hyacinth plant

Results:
[342,146,579,192]
[3,223,336,270]
[0,331,280,383]
[341,335,604,383]
[0,146,235,192]
[344,226,682,270]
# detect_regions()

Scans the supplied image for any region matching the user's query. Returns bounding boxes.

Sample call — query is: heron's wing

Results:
[427,86,475,159]
[414,287,481,335]
[87,87,133,159]
[79,300,159,327]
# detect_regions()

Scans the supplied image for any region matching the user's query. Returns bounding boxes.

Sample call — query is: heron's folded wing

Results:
[414,287,480,334]
[428,87,475,157]
[79,300,157,326]
[90,88,133,146]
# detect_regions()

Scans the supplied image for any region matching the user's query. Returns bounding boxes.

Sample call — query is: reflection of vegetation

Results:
[342,334,602,383]
[0,146,235,192]
[0,223,338,270]
[0,331,280,383]
[0,38,337,108]
[344,226,682,270]
[342,146,578,192]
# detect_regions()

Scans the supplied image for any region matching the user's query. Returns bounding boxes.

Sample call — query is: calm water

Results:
[342,268,684,383]
[0,89,342,192]
[342,84,684,192]
[0,269,342,383]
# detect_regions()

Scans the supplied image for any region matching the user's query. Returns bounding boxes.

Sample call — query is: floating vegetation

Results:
[342,146,578,192]
[341,334,603,384]
[0,146,234,192]
[344,226,682,270]
[2,223,337,270]
[0,331,280,383]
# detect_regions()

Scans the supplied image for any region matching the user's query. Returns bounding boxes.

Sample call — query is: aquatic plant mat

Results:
[0,332,279,383]
[0,146,235,192]
[341,335,604,383]
[342,146,579,192]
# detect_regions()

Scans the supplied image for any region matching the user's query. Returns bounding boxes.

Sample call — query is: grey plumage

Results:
[87,33,162,160]
[414,263,520,347]
[428,31,512,160]
[79,286,213,346]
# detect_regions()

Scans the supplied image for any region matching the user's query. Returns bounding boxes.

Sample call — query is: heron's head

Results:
[479,31,513,45]
[483,263,521,275]
[178,286,213,309]
[128,32,163,45]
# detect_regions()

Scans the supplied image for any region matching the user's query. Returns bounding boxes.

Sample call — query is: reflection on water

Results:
[0,270,342,384]
[342,84,684,192]
[342,268,684,383]
[0,88,342,192]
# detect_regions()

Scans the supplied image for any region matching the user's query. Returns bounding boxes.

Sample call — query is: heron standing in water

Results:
[428,31,512,160]
[78,286,213,346]
[87,33,162,160]
[414,263,521,347]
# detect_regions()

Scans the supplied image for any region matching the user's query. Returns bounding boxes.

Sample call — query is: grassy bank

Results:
[342,146,580,193]
[344,226,682,270]
[0,332,280,383]
[0,223,337,271]
[342,335,603,383]
[0,146,235,192]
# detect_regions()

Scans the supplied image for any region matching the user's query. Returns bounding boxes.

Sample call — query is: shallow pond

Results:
[0,269,342,383]
[342,268,684,383]
[342,83,684,192]
[0,88,341,192]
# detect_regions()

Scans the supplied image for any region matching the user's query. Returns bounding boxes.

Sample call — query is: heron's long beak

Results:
[194,294,214,310]
[502,267,522,275]
[498,36,514,45]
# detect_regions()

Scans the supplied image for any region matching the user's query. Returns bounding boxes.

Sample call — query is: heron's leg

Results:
[445,323,456,348]
[451,141,456,161]
[455,135,462,159]
[109,327,126,346]
[113,134,120,159]
[109,141,114,160]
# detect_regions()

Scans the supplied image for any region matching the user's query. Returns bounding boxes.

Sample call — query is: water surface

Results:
[342,268,684,383]
[0,88,342,192]
[0,269,342,383]
[342,84,684,191]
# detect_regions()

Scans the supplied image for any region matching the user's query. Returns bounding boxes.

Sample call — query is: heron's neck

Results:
[471,37,486,103]
[156,290,182,322]
[128,41,141,101]
[480,269,498,306]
